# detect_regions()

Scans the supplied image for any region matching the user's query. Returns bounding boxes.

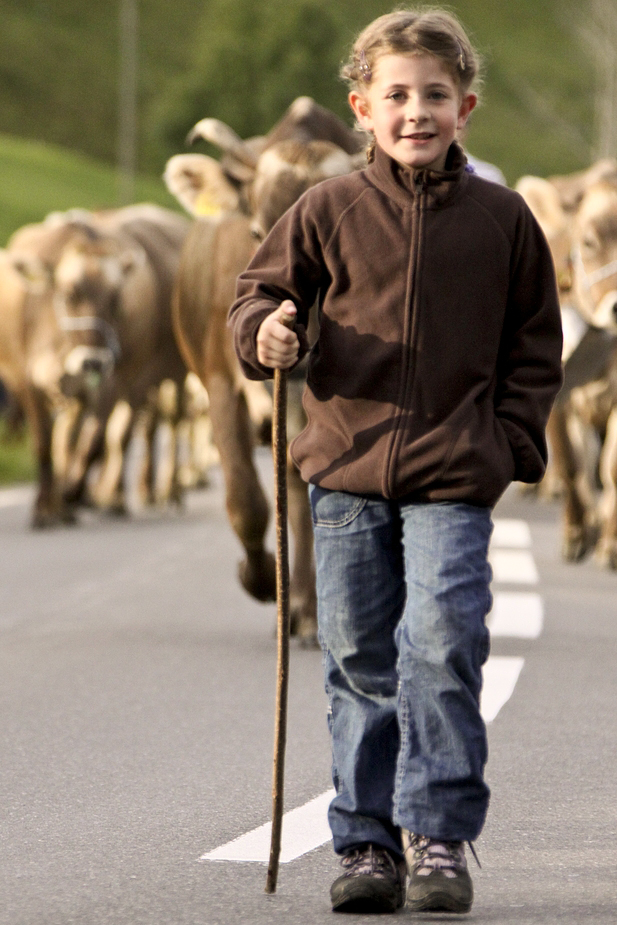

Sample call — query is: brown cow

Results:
[517,165,617,566]
[166,103,361,643]
[569,178,617,566]
[8,205,191,514]
[0,248,70,525]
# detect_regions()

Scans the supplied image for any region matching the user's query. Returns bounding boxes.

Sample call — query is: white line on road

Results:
[480,655,525,723]
[0,485,33,508]
[488,591,543,638]
[200,789,335,864]
[200,655,525,865]
[202,518,538,865]
[491,518,532,548]
[489,549,539,584]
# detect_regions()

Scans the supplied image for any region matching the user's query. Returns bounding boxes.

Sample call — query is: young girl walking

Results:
[230,7,562,915]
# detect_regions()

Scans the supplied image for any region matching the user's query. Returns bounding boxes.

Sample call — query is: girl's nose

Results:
[405,95,428,121]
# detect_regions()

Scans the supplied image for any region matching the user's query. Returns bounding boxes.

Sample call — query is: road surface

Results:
[0,455,615,923]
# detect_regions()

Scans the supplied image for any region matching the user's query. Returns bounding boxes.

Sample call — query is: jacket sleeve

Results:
[228,193,325,380]
[495,200,563,483]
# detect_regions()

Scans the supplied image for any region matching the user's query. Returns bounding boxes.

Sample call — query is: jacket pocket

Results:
[440,404,516,505]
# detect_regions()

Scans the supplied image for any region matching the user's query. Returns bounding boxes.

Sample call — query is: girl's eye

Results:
[389,92,406,102]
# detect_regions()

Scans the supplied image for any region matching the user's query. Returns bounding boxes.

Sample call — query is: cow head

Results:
[52,224,145,399]
[572,180,617,332]
[164,96,366,233]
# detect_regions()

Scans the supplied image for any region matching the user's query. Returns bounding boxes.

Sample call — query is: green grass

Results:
[0,133,181,246]
[0,417,36,485]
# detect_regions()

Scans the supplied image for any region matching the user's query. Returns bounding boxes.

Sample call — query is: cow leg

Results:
[52,402,81,488]
[242,378,273,445]
[287,458,317,646]
[548,404,599,561]
[62,411,106,509]
[91,400,133,513]
[152,380,182,507]
[207,372,276,603]
[22,386,64,528]
[285,379,317,644]
[596,406,617,569]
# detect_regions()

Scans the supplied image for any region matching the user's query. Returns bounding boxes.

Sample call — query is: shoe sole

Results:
[406,890,472,914]
[331,879,404,914]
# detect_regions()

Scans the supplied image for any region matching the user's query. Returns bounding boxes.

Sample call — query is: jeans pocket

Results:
[309,484,368,528]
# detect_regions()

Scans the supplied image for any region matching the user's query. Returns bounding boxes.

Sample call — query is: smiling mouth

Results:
[405,132,435,141]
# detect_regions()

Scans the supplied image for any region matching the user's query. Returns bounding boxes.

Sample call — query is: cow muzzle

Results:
[60,346,115,398]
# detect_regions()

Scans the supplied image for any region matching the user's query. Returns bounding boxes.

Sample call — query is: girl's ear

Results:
[349,91,373,132]
[457,92,477,131]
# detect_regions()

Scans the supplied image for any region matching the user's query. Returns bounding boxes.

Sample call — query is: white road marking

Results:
[491,518,532,548]
[202,518,540,866]
[0,485,34,508]
[488,591,544,638]
[489,549,539,584]
[480,656,525,723]
[200,789,335,864]
[200,656,526,865]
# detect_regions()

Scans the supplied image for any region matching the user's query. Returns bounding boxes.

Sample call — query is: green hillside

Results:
[0,134,179,246]
[0,0,599,188]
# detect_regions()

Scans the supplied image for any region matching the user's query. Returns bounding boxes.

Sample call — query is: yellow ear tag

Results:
[193,192,223,217]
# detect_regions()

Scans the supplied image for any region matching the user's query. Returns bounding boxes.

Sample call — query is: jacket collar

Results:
[367,141,469,209]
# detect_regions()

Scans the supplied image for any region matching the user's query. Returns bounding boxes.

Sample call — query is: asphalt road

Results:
[0,453,616,924]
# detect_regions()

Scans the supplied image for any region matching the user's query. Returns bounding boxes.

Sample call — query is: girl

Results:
[230,8,562,915]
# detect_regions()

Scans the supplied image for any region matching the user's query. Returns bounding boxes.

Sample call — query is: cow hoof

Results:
[562,526,597,562]
[238,552,276,602]
[290,607,319,648]
[595,539,617,570]
[297,628,319,650]
[60,505,78,525]
[31,509,58,529]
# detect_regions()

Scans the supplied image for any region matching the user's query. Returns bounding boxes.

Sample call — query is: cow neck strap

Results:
[572,247,617,291]
[53,294,122,362]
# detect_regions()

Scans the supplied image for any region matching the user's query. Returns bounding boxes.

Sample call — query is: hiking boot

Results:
[330,843,406,913]
[403,831,473,913]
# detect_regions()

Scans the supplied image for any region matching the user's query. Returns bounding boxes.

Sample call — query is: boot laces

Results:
[341,844,399,881]
[406,834,471,880]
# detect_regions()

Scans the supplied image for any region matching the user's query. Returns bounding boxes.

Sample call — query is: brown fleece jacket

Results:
[229,142,563,507]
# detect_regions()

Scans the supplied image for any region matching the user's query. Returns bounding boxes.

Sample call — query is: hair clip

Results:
[456,40,466,71]
[359,50,372,82]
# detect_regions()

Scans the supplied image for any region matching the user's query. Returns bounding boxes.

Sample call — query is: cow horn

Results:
[187,118,259,170]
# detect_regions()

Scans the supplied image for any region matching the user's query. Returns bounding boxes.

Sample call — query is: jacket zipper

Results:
[384,171,427,497]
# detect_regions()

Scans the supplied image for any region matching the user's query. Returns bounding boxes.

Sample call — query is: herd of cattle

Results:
[1,97,616,644]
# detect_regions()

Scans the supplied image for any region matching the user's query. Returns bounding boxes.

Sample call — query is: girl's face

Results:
[349,52,476,172]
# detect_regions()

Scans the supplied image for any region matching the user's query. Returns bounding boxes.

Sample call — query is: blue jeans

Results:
[309,486,493,859]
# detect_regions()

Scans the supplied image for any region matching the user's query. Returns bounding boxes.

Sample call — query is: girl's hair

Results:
[341,7,482,161]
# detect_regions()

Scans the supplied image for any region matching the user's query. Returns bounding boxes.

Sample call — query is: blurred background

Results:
[0,0,615,484]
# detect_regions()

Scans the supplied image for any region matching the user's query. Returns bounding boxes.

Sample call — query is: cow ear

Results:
[164,153,240,218]
[119,245,146,277]
[515,175,567,233]
[9,254,51,293]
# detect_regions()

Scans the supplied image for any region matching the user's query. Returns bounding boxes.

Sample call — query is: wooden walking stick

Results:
[265,314,294,894]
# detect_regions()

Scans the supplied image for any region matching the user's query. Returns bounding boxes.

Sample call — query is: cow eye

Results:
[582,234,598,252]
[250,227,264,242]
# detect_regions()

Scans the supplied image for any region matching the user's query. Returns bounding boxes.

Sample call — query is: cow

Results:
[165,98,363,643]
[0,248,71,526]
[8,205,191,515]
[568,177,617,567]
[516,164,617,566]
